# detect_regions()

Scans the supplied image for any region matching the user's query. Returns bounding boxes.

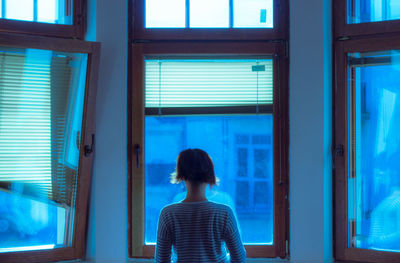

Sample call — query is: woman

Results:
[155,149,246,263]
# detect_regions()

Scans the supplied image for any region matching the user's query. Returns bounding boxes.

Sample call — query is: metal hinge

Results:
[286,240,289,255]
[285,40,289,58]
[133,39,151,44]
[338,36,351,41]
[333,144,344,169]
[77,14,83,25]
[84,134,95,157]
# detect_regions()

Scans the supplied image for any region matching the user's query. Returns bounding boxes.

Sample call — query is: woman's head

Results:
[171,148,216,186]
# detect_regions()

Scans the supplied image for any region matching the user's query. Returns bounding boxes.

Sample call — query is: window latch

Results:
[134,144,141,168]
[84,134,95,157]
[333,144,344,169]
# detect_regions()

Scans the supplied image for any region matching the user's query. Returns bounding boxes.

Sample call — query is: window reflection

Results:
[1,0,72,25]
[348,51,400,252]
[348,0,400,24]
[0,48,87,252]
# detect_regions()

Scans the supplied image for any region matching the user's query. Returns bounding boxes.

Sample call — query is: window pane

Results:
[234,0,273,28]
[254,149,269,178]
[145,0,185,28]
[237,148,248,177]
[0,47,87,252]
[145,115,273,245]
[4,0,72,24]
[5,0,33,21]
[190,0,229,28]
[348,0,400,23]
[145,58,273,108]
[347,50,400,252]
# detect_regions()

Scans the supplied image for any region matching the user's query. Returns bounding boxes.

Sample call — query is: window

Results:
[145,0,273,28]
[334,0,400,37]
[334,0,400,262]
[130,0,288,259]
[129,42,288,258]
[0,0,72,24]
[132,0,287,40]
[0,0,84,38]
[348,0,400,23]
[0,33,99,263]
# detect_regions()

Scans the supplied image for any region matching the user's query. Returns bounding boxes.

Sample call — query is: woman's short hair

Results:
[171,148,216,185]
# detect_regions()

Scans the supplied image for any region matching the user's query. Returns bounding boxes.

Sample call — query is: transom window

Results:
[0,0,72,24]
[145,0,273,28]
[348,0,400,24]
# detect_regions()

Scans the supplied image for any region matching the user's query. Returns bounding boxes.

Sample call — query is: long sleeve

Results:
[223,208,246,263]
[155,210,172,263]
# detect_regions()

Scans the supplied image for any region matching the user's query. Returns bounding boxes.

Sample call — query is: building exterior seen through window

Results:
[0,47,87,253]
[347,50,400,252]
[0,0,72,24]
[145,0,273,28]
[144,115,273,245]
[348,0,400,23]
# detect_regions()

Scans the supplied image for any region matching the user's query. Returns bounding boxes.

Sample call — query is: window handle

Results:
[134,144,141,168]
[84,134,95,157]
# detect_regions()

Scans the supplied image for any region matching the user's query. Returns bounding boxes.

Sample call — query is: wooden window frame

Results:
[128,41,289,259]
[334,35,400,263]
[130,0,288,41]
[334,0,400,39]
[0,32,100,263]
[0,0,85,39]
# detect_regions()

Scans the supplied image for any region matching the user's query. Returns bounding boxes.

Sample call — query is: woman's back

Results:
[155,201,246,263]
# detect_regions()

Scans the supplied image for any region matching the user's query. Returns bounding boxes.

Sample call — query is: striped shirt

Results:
[155,201,246,263]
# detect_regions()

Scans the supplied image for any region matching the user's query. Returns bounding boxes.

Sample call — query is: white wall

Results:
[82,0,333,262]
[85,0,128,261]
[289,0,333,262]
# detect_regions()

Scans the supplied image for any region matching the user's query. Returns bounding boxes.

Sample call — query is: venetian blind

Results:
[145,58,273,108]
[0,48,84,206]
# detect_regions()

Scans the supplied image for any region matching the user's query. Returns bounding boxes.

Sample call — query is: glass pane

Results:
[145,58,273,108]
[237,148,248,177]
[190,0,229,28]
[254,182,270,206]
[254,149,269,178]
[0,47,87,252]
[234,0,273,28]
[348,0,400,23]
[145,115,273,245]
[145,0,185,28]
[236,181,250,208]
[5,0,33,21]
[4,0,72,25]
[347,50,400,252]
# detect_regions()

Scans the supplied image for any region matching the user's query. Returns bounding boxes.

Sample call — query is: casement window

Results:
[131,0,288,40]
[334,1,400,262]
[129,0,288,259]
[129,42,288,258]
[0,33,99,263]
[0,0,84,38]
